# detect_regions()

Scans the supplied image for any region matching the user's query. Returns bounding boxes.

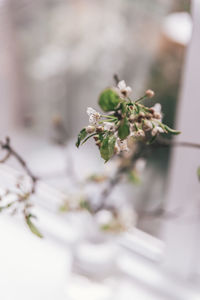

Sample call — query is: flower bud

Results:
[114,145,120,154]
[145,89,155,98]
[93,135,99,141]
[151,127,158,136]
[139,112,145,118]
[146,113,153,120]
[143,120,153,131]
[96,126,104,133]
[86,125,95,134]
[149,108,155,114]
[153,112,162,120]
[129,114,136,123]
[134,129,145,137]
[96,140,101,146]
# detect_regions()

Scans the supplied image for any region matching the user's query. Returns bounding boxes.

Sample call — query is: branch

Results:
[155,136,200,150]
[93,143,147,213]
[113,74,120,86]
[0,137,38,192]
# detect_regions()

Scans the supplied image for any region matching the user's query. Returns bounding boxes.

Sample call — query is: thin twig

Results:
[0,137,38,192]
[155,136,200,150]
[113,74,120,86]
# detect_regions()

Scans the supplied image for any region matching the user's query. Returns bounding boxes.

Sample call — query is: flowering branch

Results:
[1,76,200,237]
[75,75,200,229]
[76,76,180,163]
[0,137,42,238]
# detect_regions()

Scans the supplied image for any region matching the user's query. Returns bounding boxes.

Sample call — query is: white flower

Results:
[143,120,153,131]
[150,103,164,136]
[152,103,162,121]
[86,125,95,134]
[153,103,162,113]
[132,129,145,137]
[117,138,129,152]
[117,80,132,98]
[103,122,115,131]
[86,107,100,125]
[151,124,164,136]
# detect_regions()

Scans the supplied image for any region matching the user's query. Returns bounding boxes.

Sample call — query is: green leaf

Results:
[76,128,87,147]
[164,125,181,135]
[98,88,120,112]
[118,117,130,140]
[26,216,43,238]
[81,133,97,145]
[100,135,116,162]
[121,102,127,115]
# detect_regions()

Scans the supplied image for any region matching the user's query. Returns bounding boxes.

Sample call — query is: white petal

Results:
[153,103,162,113]
[117,138,129,152]
[158,126,164,133]
[87,107,96,116]
[89,116,95,124]
[103,122,114,131]
[118,80,126,90]
[152,127,158,136]
[125,86,132,95]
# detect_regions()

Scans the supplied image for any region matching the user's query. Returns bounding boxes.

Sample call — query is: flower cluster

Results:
[76,80,180,162]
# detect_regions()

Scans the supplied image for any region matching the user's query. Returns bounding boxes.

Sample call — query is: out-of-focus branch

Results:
[0,137,38,192]
[93,135,200,217]
[113,74,120,86]
[0,137,43,237]
[155,136,200,150]
[93,143,147,213]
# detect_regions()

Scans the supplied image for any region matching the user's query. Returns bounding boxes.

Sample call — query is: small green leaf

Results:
[98,88,120,112]
[164,125,181,135]
[76,128,87,147]
[26,216,43,238]
[100,135,116,162]
[81,133,97,145]
[197,167,200,181]
[118,117,130,140]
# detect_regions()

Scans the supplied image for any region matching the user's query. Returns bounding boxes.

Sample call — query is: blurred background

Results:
[1,0,200,299]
